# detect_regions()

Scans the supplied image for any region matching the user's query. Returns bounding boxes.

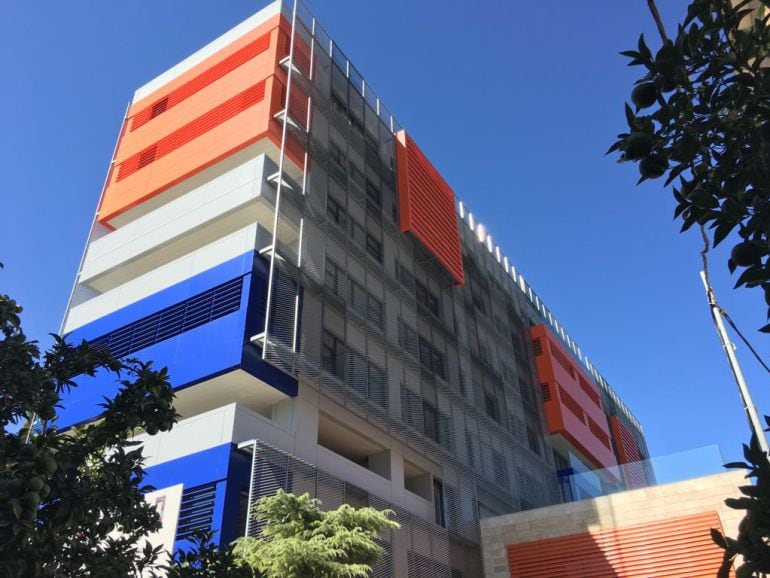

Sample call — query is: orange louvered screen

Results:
[610,415,647,489]
[395,130,464,286]
[130,32,272,131]
[530,324,617,470]
[507,511,728,578]
[117,80,267,181]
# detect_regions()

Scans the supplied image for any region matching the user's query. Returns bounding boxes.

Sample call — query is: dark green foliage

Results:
[166,530,256,578]
[0,286,178,576]
[712,416,770,578]
[610,0,770,330]
[232,490,400,578]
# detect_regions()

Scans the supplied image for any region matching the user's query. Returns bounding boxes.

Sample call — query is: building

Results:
[59,1,648,575]
[481,469,742,578]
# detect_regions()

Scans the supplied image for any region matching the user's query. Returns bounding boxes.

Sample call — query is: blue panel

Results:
[67,251,256,343]
[144,444,232,496]
[143,443,253,550]
[60,249,298,428]
[59,302,249,428]
[220,442,253,544]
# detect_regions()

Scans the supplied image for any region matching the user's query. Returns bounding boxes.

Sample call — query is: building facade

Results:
[60,2,648,575]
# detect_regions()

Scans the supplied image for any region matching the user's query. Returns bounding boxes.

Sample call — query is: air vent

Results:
[117,80,267,181]
[532,338,543,356]
[540,383,551,402]
[130,32,271,131]
[89,277,243,358]
[176,483,217,541]
[150,97,169,119]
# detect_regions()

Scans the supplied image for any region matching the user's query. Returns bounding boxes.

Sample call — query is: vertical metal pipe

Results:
[700,271,770,455]
[262,0,299,359]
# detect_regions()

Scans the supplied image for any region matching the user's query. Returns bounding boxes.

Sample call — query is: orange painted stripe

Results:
[116,80,267,181]
[130,31,272,131]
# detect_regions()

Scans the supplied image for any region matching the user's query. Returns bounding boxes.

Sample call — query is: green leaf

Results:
[638,34,652,60]
[711,527,728,549]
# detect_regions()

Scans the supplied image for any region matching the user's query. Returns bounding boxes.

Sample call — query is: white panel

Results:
[133,0,286,102]
[63,224,257,333]
[80,154,274,290]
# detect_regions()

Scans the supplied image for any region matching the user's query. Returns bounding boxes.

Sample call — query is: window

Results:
[423,401,439,444]
[398,319,419,359]
[419,337,433,373]
[368,362,387,408]
[492,449,507,487]
[395,261,415,290]
[322,330,345,379]
[365,232,382,263]
[325,259,344,297]
[366,178,381,208]
[433,478,446,528]
[432,349,446,379]
[349,161,365,192]
[346,349,367,397]
[349,279,367,317]
[465,432,476,468]
[439,413,454,451]
[327,196,348,231]
[526,424,541,456]
[416,280,441,318]
[367,294,384,330]
[418,336,446,379]
[484,392,500,423]
[329,141,347,183]
[350,219,367,249]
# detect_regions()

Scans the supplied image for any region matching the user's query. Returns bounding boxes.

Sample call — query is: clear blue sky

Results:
[3,0,768,467]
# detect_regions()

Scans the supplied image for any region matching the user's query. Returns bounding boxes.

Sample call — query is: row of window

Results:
[326,196,382,263]
[324,258,384,330]
[395,260,443,321]
[321,330,387,409]
[400,388,454,451]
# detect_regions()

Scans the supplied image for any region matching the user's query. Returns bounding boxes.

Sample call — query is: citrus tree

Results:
[0,282,178,577]
[609,0,770,330]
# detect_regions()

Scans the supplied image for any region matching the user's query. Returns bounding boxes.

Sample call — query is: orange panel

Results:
[507,511,729,578]
[395,131,464,285]
[98,15,305,226]
[531,324,617,470]
[610,415,647,489]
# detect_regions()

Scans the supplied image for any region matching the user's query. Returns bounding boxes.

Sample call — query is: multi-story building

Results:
[60,1,649,575]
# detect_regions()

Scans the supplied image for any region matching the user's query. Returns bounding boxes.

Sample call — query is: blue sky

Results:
[3,0,768,468]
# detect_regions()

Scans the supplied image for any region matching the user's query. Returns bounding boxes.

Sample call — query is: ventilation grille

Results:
[117,80,267,181]
[130,31,271,131]
[558,387,585,423]
[578,375,601,407]
[531,338,543,356]
[540,383,551,402]
[89,278,243,359]
[587,417,611,450]
[176,483,217,541]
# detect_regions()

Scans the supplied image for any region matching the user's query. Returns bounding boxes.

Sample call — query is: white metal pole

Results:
[700,271,770,455]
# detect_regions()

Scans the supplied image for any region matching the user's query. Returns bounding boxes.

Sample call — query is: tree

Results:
[712,420,770,578]
[232,490,400,578]
[609,0,770,330]
[166,530,256,578]
[0,284,178,577]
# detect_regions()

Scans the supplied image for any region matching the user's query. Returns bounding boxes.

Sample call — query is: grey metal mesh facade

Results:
[248,1,645,575]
